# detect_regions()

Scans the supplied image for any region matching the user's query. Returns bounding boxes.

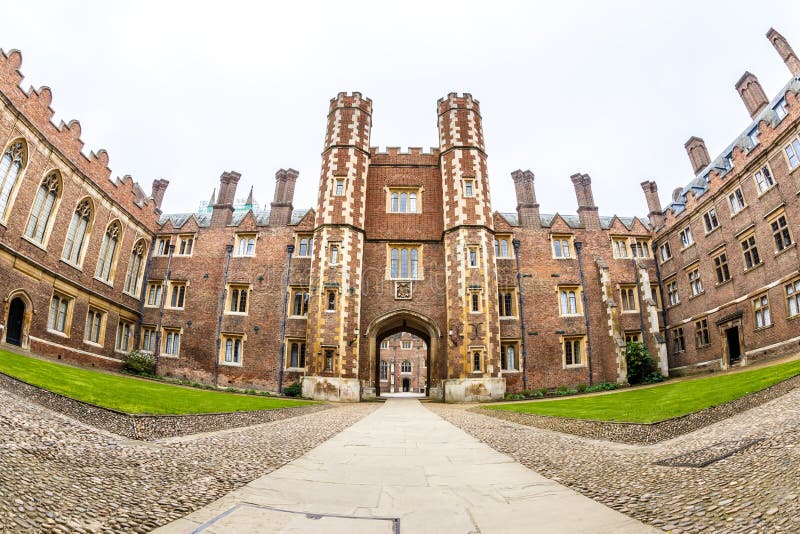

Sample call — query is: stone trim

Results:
[476,374,800,444]
[0,371,328,441]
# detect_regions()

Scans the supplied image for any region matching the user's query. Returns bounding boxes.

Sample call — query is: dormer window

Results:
[773,99,788,121]
[724,152,734,170]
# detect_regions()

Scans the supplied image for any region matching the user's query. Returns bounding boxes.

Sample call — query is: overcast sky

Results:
[1,1,799,218]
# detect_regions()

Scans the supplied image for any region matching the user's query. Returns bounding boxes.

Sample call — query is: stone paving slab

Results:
[155,399,657,534]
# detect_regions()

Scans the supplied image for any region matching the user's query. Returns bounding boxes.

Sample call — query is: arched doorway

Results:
[365,309,442,399]
[3,292,32,349]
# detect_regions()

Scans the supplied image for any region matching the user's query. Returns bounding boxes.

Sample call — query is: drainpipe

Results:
[213,244,234,387]
[574,241,594,386]
[512,239,528,390]
[135,236,158,348]
[277,244,295,394]
[154,243,175,376]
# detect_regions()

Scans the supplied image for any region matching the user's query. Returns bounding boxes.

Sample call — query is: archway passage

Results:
[377,331,428,398]
[5,297,25,346]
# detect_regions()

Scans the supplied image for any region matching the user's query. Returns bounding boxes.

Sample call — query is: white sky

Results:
[1,1,799,217]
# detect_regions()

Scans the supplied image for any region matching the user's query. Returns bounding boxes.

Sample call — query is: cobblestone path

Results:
[428,387,800,533]
[0,389,375,533]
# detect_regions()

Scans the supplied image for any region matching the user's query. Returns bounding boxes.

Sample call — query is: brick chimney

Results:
[150,178,169,212]
[269,168,299,226]
[735,72,769,119]
[511,169,540,227]
[640,181,664,230]
[211,171,241,228]
[767,28,800,77]
[570,173,600,229]
[684,137,711,174]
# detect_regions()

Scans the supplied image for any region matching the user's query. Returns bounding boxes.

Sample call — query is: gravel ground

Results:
[0,388,375,533]
[428,388,800,533]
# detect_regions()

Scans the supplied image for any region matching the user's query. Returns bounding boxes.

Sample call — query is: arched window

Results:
[124,239,147,296]
[399,192,407,212]
[505,345,515,371]
[391,248,399,278]
[380,360,388,380]
[95,221,121,282]
[409,192,417,212]
[62,198,93,265]
[25,172,61,244]
[0,140,27,220]
[401,360,411,373]
[500,239,509,257]
[391,192,398,212]
[503,293,513,316]
[473,351,482,372]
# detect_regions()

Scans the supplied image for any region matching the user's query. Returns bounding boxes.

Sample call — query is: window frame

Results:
[123,239,148,298]
[23,171,61,247]
[740,233,761,271]
[619,285,638,313]
[728,188,746,216]
[290,287,310,317]
[768,212,793,253]
[678,226,694,249]
[753,294,772,329]
[175,234,195,256]
[498,287,517,318]
[785,278,800,319]
[562,336,586,368]
[47,292,73,336]
[220,334,245,366]
[0,138,28,223]
[226,284,250,315]
[687,266,703,297]
[235,233,257,257]
[140,325,157,353]
[166,281,187,310]
[666,278,679,307]
[494,234,513,258]
[551,234,574,259]
[612,237,629,258]
[703,208,719,234]
[694,318,710,348]
[500,341,519,372]
[672,327,686,353]
[659,242,672,263]
[296,234,314,258]
[753,163,775,194]
[784,137,800,170]
[286,339,307,369]
[162,328,182,358]
[115,320,133,353]
[388,244,422,280]
[94,220,122,284]
[558,285,582,317]
[712,251,731,285]
[84,307,106,346]
[387,187,421,214]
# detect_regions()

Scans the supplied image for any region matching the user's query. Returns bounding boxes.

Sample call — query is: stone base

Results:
[302,376,361,402]
[361,384,377,400]
[428,386,443,400]
[443,377,505,403]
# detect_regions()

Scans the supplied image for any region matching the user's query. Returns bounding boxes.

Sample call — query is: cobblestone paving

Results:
[0,388,375,533]
[428,388,800,533]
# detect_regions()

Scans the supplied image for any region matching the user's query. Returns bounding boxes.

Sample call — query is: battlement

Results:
[370,146,439,156]
[437,92,480,115]
[0,49,163,229]
[369,146,439,165]
[328,91,373,115]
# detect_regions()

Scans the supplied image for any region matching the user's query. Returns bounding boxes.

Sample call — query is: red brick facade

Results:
[0,28,798,401]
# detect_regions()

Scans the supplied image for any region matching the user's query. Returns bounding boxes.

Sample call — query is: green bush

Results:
[284,382,302,397]
[556,385,568,394]
[585,382,619,393]
[504,392,525,400]
[536,387,548,397]
[121,351,155,377]
[626,342,664,385]
[532,390,544,398]
[521,389,533,398]
[576,383,587,393]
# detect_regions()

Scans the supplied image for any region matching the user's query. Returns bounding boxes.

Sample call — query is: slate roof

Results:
[498,212,650,230]
[159,208,311,229]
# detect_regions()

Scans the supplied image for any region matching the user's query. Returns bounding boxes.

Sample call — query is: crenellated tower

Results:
[303,92,372,400]
[437,93,503,397]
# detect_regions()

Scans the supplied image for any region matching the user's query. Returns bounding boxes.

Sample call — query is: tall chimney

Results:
[150,178,169,211]
[735,72,769,119]
[211,171,241,227]
[640,181,664,230]
[570,173,600,230]
[511,169,540,227]
[684,137,711,174]
[767,28,800,77]
[269,168,299,226]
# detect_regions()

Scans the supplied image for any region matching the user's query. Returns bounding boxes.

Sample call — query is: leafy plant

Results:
[521,389,533,398]
[284,382,302,397]
[536,387,549,397]
[585,382,619,393]
[121,351,156,377]
[626,342,664,385]
[576,383,587,394]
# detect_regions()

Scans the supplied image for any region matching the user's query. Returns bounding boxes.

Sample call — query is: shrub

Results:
[576,383,587,394]
[532,390,544,398]
[556,385,568,394]
[585,382,619,393]
[504,392,525,400]
[121,351,155,377]
[536,387,549,397]
[284,382,302,397]
[521,389,533,398]
[626,342,664,385]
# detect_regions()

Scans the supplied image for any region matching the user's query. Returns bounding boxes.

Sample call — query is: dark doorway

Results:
[402,378,410,392]
[726,327,741,366]
[6,297,25,346]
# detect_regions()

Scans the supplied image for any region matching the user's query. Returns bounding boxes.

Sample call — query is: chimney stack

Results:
[640,181,664,230]
[150,178,169,212]
[767,28,800,77]
[211,171,241,227]
[735,72,769,119]
[570,173,600,230]
[511,169,540,227]
[269,168,299,226]
[684,137,711,174]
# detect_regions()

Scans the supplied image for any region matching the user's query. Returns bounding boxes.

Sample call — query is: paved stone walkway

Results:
[156,399,656,533]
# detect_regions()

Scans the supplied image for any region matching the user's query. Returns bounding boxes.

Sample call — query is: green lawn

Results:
[485,358,800,423]
[0,349,315,414]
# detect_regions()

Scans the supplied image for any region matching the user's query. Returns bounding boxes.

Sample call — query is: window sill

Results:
[753,324,774,333]
[787,314,800,322]
[173,254,193,258]
[563,364,587,369]
[20,235,49,252]
[83,340,103,348]
[288,315,308,320]
[715,278,732,288]
[756,185,777,198]
[114,349,130,356]
[553,256,576,260]
[93,276,115,288]
[144,304,160,309]
[688,291,705,301]
[696,343,711,349]
[122,290,140,299]
[667,302,681,309]
[285,367,307,372]
[496,256,515,260]
[775,242,797,258]
[233,254,256,259]
[220,361,243,367]
[164,307,185,311]
[704,226,720,238]
[743,262,764,274]
[660,256,673,265]
[224,312,249,316]
[58,258,84,272]
[620,310,639,314]
[730,206,749,219]
[560,313,583,318]
[325,310,336,313]
[680,242,696,252]
[161,354,180,359]
[46,329,69,338]
[500,316,518,320]
[500,369,520,374]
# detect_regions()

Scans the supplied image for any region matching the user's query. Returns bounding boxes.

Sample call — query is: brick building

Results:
[0,28,797,402]
[378,332,427,394]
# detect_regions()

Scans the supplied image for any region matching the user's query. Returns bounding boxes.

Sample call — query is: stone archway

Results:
[364,309,443,400]
[3,290,33,349]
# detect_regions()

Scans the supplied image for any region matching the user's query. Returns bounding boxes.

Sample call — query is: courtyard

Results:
[0,356,798,532]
